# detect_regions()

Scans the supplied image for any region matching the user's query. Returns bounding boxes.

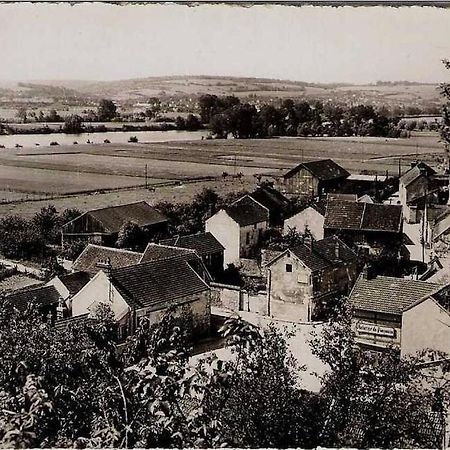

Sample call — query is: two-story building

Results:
[205,195,269,267]
[399,161,440,223]
[279,159,350,199]
[324,200,404,265]
[349,267,442,352]
[265,236,360,321]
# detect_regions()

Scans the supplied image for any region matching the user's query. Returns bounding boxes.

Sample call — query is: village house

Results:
[401,284,450,357]
[283,204,325,241]
[2,285,64,323]
[205,195,269,267]
[349,267,442,352]
[399,161,447,223]
[278,159,350,199]
[159,232,225,278]
[61,201,168,247]
[46,271,91,306]
[248,184,292,226]
[69,255,212,340]
[324,200,404,265]
[72,244,143,277]
[265,236,360,321]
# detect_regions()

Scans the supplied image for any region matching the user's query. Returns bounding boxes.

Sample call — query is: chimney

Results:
[96,257,112,278]
[334,238,340,260]
[56,297,66,320]
[362,263,374,280]
[304,234,313,252]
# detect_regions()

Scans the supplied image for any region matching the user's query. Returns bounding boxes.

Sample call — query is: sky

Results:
[1,3,450,84]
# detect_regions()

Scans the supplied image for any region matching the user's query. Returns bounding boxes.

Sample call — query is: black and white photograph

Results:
[0,1,450,448]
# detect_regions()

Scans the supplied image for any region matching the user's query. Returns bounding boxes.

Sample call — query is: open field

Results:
[0,131,444,217]
[0,178,256,218]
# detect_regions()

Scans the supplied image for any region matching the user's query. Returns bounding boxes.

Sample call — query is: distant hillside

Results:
[0,75,442,112]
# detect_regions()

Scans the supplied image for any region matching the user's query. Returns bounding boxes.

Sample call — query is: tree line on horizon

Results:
[198,94,442,139]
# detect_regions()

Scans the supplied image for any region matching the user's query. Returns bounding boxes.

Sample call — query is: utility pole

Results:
[145,163,148,189]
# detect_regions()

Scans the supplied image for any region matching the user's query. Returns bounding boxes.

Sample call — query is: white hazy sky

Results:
[1,3,450,84]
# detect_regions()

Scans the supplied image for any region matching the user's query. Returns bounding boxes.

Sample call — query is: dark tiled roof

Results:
[400,162,436,187]
[3,285,61,312]
[249,186,291,214]
[349,275,442,316]
[59,271,91,296]
[160,232,224,257]
[283,159,350,181]
[68,201,167,234]
[139,244,212,282]
[267,236,358,272]
[110,258,210,310]
[72,244,143,277]
[324,200,402,233]
[226,195,269,227]
[140,243,197,263]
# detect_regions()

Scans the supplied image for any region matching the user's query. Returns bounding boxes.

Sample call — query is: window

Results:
[286,263,293,273]
[246,232,250,244]
[254,223,257,230]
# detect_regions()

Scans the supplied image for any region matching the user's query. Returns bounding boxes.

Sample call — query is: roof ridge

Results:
[360,202,367,229]
[83,243,143,255]
[88,200,149,214]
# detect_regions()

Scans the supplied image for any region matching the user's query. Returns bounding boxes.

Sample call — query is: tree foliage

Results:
[97,99,117,121]
[200,94,402,139]
[310,304,444,448]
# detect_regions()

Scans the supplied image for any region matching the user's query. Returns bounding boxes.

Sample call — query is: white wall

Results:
[402,297,450,358]
[70,271,130,321]
[283,207,324,241]
[239,221,267,258]
[206,210,240,267]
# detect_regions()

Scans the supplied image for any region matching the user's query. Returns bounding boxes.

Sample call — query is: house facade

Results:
[349,269,442,351]
[265,236,360,321]
[279,159,350,198]
[70,256,212,339]
[61,201,168,247]
[324,200,404,265]
[401,284,450,357]
[206,195,269,267]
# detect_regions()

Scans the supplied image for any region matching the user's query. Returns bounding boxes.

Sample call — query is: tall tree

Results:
[97,99,117,121]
